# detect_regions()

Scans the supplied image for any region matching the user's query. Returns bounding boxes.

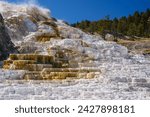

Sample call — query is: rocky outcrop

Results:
[0,13,17,60]
[117,39,150,55]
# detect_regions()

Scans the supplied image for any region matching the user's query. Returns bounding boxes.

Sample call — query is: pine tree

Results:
[127,23,137,36]
[72,9,150,38]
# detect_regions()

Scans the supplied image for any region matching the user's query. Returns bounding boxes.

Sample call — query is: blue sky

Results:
[5,0,150,23]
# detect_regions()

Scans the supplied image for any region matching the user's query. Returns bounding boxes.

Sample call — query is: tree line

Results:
[72,9,150,38]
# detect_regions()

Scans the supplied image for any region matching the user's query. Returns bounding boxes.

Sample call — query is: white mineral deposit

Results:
[0,1,150,100]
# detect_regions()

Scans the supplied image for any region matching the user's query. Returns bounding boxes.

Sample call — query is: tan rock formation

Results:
[3,53,101,80]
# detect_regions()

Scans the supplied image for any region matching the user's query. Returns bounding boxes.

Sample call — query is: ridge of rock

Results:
[0,13,17,60]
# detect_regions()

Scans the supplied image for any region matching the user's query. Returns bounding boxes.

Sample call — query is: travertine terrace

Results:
[0,1,150,99]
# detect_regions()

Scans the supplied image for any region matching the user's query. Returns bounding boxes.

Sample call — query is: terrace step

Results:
[42,68,101,73]
[41,68,101,80]
[3,60,36,70]
[9,54,54,64]
[26,64,53,71]
[23,71,42,80]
